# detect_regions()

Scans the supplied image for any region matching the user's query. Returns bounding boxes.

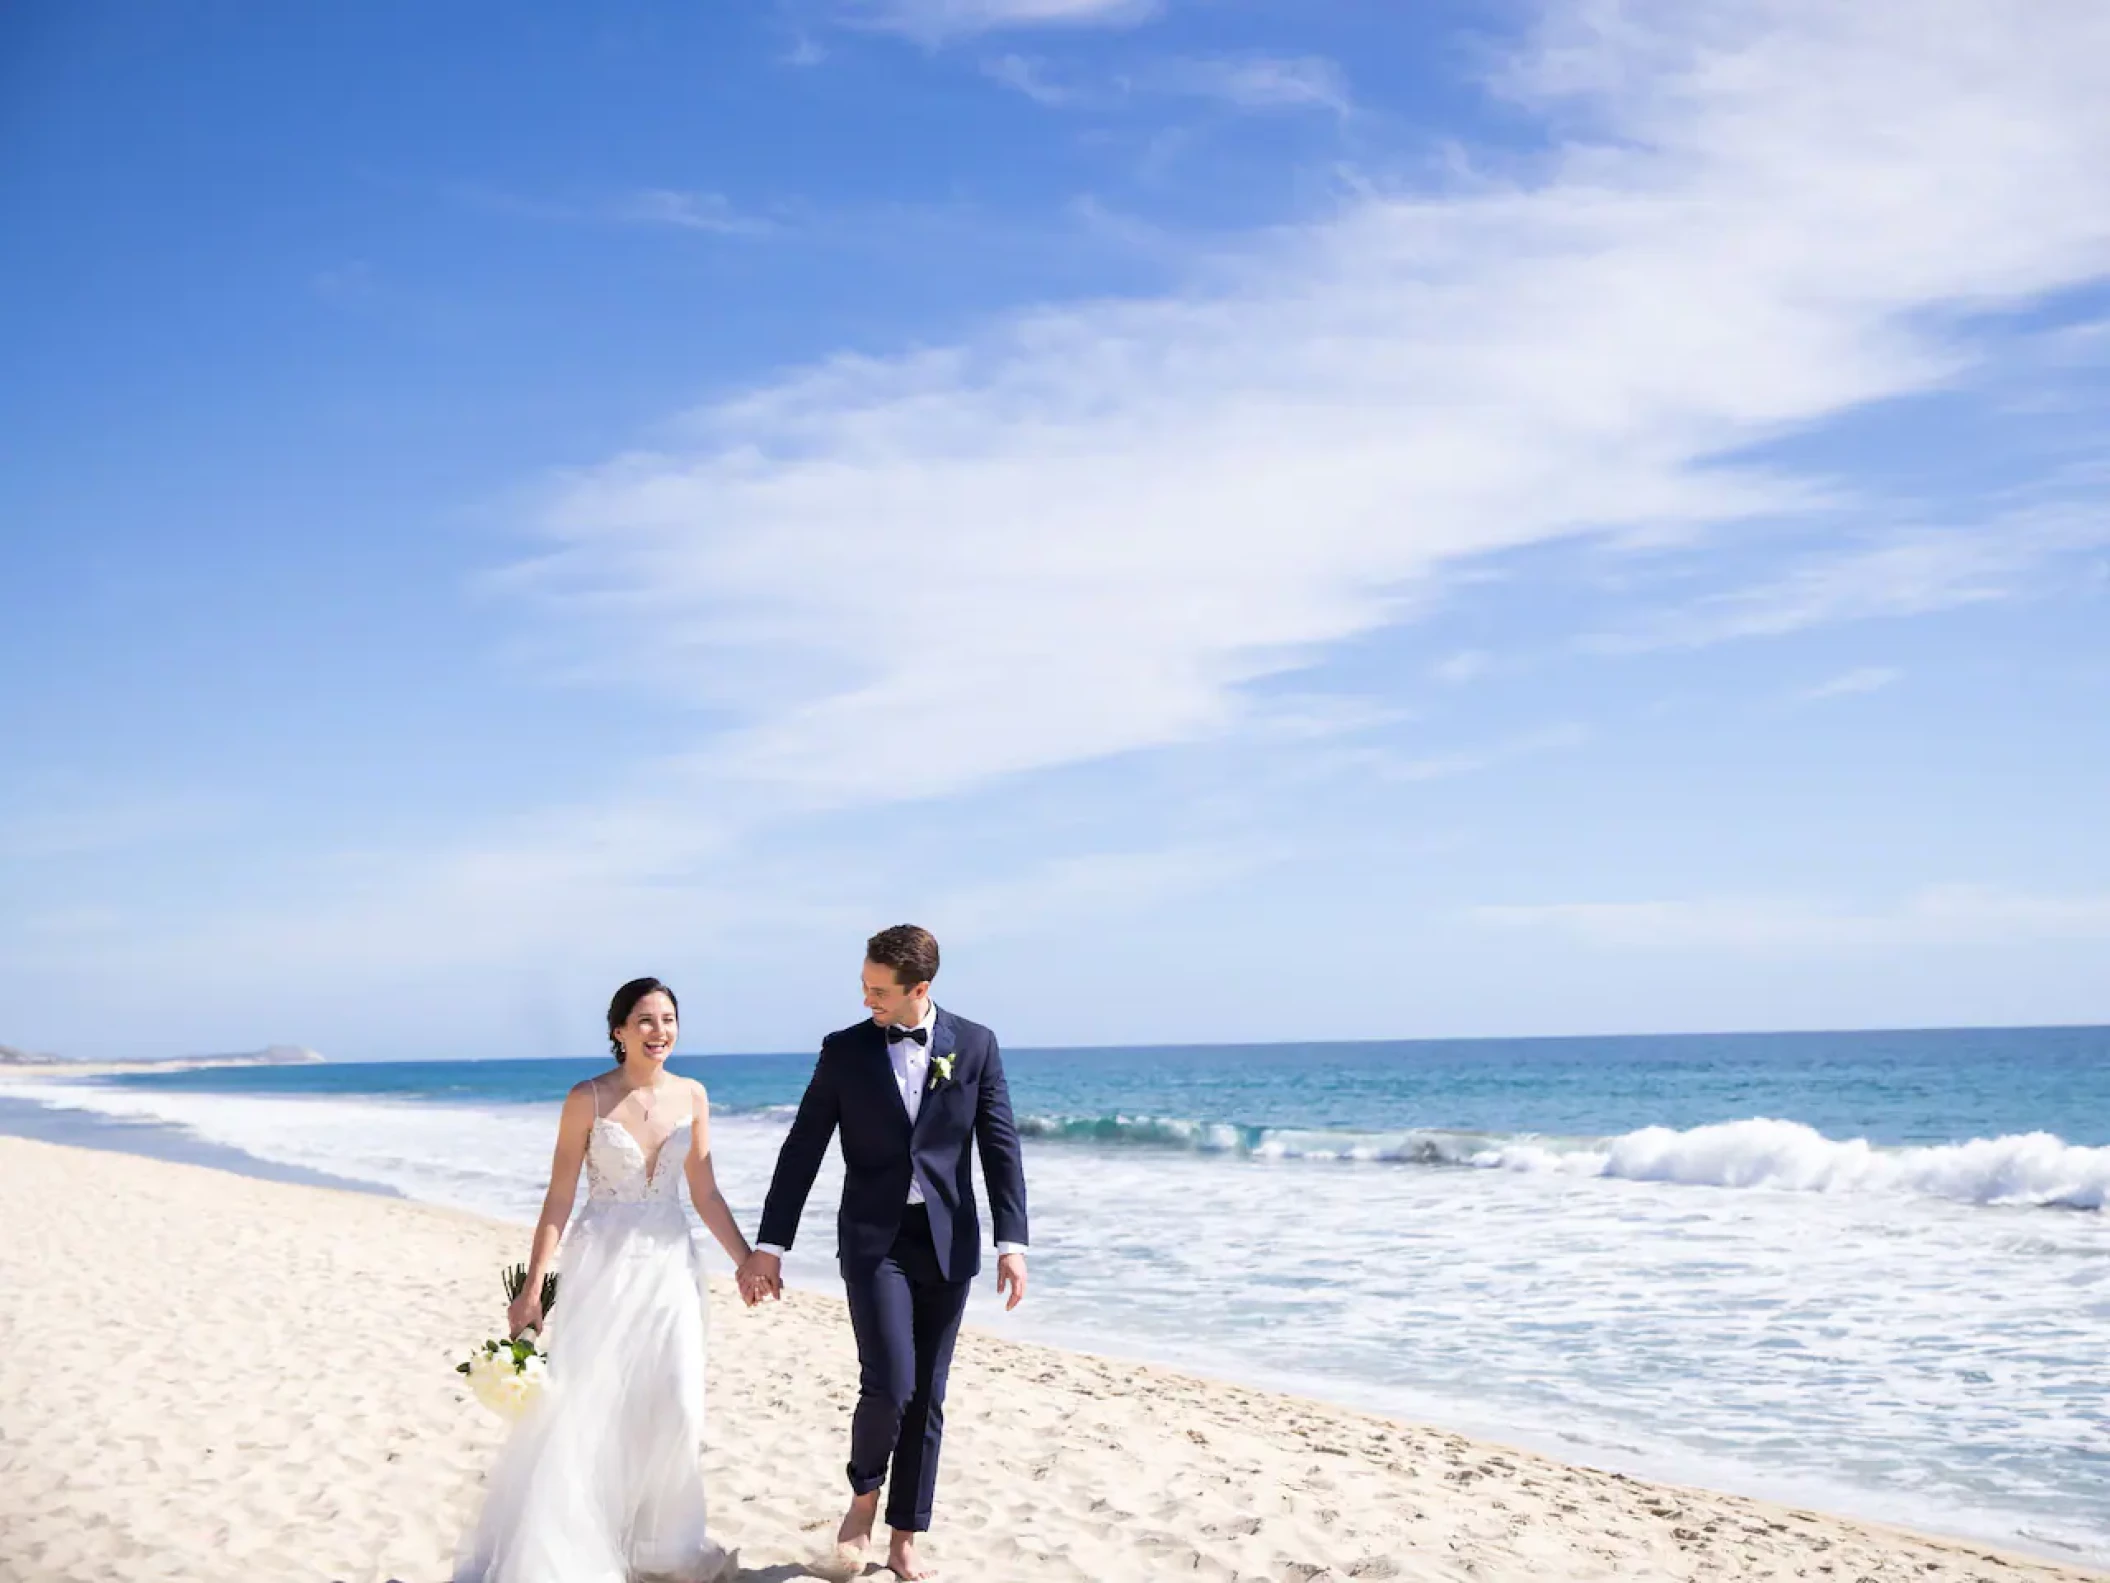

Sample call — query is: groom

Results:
[739,924,1030,1581]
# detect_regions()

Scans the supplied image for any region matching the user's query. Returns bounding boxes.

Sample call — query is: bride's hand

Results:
[507,1290,543,1339]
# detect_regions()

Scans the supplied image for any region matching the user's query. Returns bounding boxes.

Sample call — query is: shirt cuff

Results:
[995,1242,1028,1256]
[754,1243,787,1258]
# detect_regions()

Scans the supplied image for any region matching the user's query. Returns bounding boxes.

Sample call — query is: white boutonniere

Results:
[931,1052,956,1086]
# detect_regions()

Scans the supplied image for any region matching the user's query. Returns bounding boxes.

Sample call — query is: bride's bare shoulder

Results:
[563,1074,615,1111]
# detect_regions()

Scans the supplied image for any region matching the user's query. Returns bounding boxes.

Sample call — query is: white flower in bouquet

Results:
[458,1337,550,1421]
[455,1266,560,1421]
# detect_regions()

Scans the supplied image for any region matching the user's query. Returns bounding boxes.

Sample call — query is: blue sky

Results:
[4,0,2108,1061]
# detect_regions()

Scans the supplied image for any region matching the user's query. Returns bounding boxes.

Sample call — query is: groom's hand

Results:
[997,1251,1027,1311]
[737,1249,783,1306]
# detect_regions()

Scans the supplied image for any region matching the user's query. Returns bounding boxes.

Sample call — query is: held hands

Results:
[997,1251,1028,1311]
[737,1249,783,1307]
[734,1248,1023,1307]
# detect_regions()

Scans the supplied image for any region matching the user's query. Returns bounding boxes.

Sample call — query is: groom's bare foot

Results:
[886,1529,933,1580]
[834,1490,880,1559]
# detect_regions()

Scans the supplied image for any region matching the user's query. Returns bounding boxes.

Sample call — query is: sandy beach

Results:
[0,1135,2097,1583]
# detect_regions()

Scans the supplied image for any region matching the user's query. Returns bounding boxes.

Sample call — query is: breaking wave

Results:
[1013,1112,2109,1210]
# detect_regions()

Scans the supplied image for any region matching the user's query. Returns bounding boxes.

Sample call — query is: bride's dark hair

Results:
[607,977,679,1064]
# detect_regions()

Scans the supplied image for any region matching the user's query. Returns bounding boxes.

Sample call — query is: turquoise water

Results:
[91,1021,2110,1155]
[6,1023,2107,1559]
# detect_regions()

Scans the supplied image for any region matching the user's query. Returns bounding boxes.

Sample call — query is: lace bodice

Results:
[583,1118,691,1210]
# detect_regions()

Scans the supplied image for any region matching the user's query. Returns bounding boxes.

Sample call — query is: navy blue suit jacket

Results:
[758,1008,1029,1281]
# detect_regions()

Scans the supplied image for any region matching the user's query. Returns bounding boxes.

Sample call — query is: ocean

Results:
[5,1024,2106,1562]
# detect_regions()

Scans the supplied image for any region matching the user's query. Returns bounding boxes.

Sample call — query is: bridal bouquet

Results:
[459,1335,548,1420]
[455,1265,560,1421]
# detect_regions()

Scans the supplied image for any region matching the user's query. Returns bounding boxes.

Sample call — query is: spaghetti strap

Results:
[590,1076,604,1119]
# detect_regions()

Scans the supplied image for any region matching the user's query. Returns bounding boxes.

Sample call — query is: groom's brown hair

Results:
[867,924,940,988]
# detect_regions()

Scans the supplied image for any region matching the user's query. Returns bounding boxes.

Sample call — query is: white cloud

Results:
[927,845,1262,938]
[1246,694,1411,742]
[844,0,1156,44]
[1382,723,1590,783]
[515,0,2110,819]
[454,186,778,239]
[1433,649,1493,685]
[610,190,776,237]
[78,1,2110,999]
[0,787,757,985]
[1798,665,1902,701]
[1473,886,2110,951]
[1595,509,2110,651]
[1151,54,1353,116]
[982,53,1074,105]
[986,51,1354,117]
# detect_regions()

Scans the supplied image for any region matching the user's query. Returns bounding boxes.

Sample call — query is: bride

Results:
[454,976,750,1583]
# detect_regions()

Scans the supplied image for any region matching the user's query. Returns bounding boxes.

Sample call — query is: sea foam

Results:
[1015,1111,2108,1209]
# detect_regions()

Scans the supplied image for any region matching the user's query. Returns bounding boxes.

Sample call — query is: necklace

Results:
[625,1074,670,1121]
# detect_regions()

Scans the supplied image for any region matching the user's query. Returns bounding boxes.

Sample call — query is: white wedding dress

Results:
[454,1098,732,1583]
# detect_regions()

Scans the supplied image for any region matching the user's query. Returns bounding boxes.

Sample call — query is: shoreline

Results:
[0,1053,324,1079]
[0,1093,405,1196]
[2,1083,2103,1572]
[1,1133,2101,1583]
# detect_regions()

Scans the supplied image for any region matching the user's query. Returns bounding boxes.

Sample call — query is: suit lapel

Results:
[911,1008,957,1140]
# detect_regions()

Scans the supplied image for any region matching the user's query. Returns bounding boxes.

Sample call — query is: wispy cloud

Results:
[1149,53,1353,117]
[514,1,2110,816]
[1593,510,2110,652]
[1473,886,2110,951]
[982,52,1075,105]
[843,0,1157,44]
[110,1,2110,989]
[1381,723,1590,783]
[1246,694,1412,743]
[982,50,1353,117]
[1798,665,1902,702]
[928,844,1264,937]
[1432,649,1494,686]
[608,189,777,237]
[458,185,776,238]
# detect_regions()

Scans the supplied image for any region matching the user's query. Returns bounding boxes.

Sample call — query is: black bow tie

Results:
[886,1024,929,1046]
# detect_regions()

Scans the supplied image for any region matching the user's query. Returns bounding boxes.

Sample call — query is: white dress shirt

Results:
[891,999,939,1203]
[755,1000,1026,1260]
